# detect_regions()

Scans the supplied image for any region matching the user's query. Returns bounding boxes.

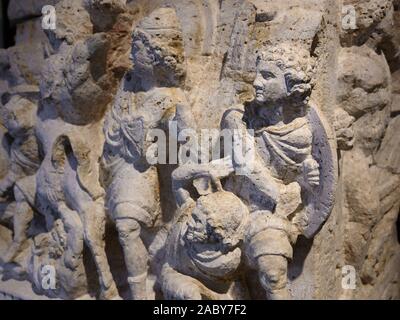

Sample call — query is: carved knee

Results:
[115,217,141,242]
[83,223,105,251]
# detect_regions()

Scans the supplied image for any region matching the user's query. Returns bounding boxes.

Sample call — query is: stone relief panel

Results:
[0,0,398,300]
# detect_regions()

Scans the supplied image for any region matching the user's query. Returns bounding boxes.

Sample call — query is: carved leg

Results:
[2,188,34,264]
[82,202,119,300]
[57,203,84,270]
[161,263,203,300]
[245,212,296,300]
[257,255,291,300]
[114,205,148,300]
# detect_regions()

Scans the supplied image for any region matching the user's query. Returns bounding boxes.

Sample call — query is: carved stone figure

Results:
[0,93,41,266]
[3,133,119,300]
[46,135,118,299]
[336,44,395,299]
[101,7,190,300]
[1,1,119,298]
[0,95,40,200]
[27,218,87,299]
[161,160,250,300]
[221,43,336,299]
[1,0,399,301]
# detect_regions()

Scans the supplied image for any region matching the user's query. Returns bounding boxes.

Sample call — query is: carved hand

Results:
[334,108,355,150]
[207,155,235,178]
[301,158,320,188]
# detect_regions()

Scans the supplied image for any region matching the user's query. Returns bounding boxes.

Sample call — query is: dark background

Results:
[1,0,15,49]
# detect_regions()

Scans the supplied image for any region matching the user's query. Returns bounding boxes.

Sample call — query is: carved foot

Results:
[99,282,121,300]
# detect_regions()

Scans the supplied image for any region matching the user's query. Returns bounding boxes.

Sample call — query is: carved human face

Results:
[185,207,212,244]
[253,61,287,105]
[184,192,247,249]
[184,204,234,269]
[183,193,247,279]
[132,33,155,77]
[1,96,36,137]
[132,30,185,86]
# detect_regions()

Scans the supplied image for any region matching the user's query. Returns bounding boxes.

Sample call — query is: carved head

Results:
[183,191,249,278]
[0,95,37,137]
[185,191,249,250]
[131,7,185,87]
[254,44,316,106]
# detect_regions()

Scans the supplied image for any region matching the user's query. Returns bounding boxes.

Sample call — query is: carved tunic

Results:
[12,133,42,206]
[256,116,313,183]
[10,134,41,177]
[102,86,187,225]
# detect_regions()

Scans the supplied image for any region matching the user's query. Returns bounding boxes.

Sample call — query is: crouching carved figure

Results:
[160,159,250,300]
[221,43,336,299]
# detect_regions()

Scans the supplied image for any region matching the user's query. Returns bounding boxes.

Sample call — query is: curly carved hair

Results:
[256,43,316,104]
[131,15,186,88]
[196,191,249,248]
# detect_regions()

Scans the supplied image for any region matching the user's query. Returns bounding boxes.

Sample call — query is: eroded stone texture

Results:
[335,0,400,300]
[7,0,62,22]
[0,0,399,300]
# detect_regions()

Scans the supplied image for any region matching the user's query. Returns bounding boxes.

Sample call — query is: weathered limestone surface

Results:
[0,0,398,300]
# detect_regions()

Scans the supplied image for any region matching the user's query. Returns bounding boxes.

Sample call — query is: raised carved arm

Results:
[172,157,234,206]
